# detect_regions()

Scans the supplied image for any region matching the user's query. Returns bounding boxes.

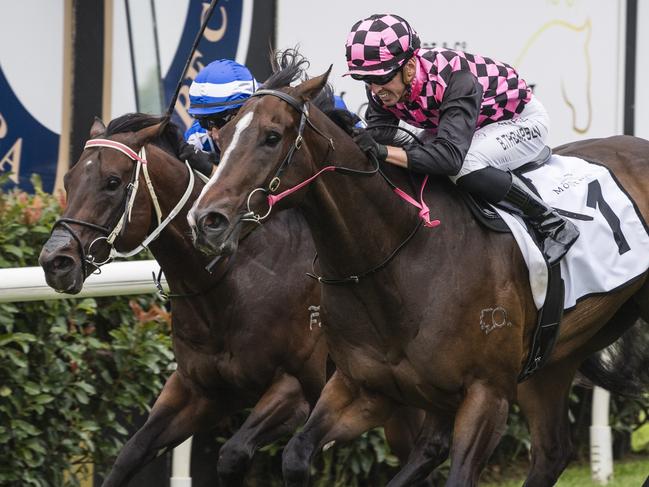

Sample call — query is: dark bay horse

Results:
[38,114,330,486]
[187,65,649,486]
[38,112,428,486]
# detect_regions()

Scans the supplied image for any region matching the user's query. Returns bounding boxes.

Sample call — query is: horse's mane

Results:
[263,48,310,90]
[104,112,184,155]
[313,85,360,136]
[264,49,360,136]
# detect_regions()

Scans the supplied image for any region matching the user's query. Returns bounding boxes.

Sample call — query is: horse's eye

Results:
[265,132,281,147]
[106,177,121,191]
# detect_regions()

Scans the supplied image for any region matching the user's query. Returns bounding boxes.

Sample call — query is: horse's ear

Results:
[295,65,332,101]
[89,117,105,138]
[133,122,166,147]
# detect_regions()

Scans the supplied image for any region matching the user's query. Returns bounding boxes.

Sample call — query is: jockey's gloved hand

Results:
[178,142,217,177]
[352,129,388,163]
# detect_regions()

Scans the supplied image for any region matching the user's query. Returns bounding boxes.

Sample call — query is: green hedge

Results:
[0,175,173,486]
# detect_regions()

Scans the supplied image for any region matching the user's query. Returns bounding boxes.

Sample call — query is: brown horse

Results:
[187,62,649,486]
[38,111,430,486]
[38,113,330,486]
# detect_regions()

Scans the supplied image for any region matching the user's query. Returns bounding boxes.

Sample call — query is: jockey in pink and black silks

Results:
[346,14,579,265]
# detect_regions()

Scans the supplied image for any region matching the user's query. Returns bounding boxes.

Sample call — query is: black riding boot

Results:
[499,174,579,265]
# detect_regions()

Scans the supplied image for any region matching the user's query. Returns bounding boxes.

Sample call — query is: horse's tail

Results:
[577,319,649,397]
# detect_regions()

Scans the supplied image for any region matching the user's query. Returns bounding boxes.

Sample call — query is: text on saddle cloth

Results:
[494,154,649,310]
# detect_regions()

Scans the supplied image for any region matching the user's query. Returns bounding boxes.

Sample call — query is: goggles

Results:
[350,67,401,86]
[197,110,238,130]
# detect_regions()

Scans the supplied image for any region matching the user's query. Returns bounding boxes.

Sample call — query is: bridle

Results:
[239,88,440,284]
[52,138,197,278]
[241,89,338,222]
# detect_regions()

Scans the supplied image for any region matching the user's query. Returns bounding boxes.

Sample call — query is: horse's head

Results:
[188,68,334,257]
[39,115,180,293]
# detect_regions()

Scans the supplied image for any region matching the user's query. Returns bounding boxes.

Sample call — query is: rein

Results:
[306,220,424,285]
[241,89,440,284]
[152,251,237,300]
[52,138,196,277]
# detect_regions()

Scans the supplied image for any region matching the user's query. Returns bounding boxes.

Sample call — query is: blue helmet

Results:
[333,95,348,110]
[188,59,257,116]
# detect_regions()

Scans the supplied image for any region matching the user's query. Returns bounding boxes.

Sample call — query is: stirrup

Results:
[540,219,579,265]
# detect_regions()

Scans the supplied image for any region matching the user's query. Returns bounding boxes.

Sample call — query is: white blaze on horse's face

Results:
[197,111,254,203]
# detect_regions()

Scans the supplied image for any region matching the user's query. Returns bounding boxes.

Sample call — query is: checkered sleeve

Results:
[405,69,483,175]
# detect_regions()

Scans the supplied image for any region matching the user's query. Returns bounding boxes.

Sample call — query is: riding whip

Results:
[165,0,221,118]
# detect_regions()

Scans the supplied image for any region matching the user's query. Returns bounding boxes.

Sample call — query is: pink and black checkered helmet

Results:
[344,14,420,76]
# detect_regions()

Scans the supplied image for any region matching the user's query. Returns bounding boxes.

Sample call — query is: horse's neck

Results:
[300,124,442,278]
[143,151,213,288]
[149,202,208,284]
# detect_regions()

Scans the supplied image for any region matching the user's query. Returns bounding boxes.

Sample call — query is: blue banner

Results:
[165,0,246,129]
[0,68,59,193]
[0,0,251,194]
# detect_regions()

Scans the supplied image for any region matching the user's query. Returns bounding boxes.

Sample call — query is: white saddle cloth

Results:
[494,154,649,310]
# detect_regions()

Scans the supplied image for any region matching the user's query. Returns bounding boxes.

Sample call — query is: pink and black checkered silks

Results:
[345,14,419,75]
[380,49,532,132]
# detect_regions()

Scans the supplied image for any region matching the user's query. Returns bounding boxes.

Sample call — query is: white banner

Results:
[277,0,626,146]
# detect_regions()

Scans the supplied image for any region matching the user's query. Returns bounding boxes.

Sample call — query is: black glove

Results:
[178,142,217,177]
[352,129,388,163]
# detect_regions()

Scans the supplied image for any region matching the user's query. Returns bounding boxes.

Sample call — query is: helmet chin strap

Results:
[400,58,416,100]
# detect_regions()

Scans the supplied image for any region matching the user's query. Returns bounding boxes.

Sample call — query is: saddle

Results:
[459,145,553,233]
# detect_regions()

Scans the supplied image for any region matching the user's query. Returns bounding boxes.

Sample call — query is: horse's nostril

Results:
[201,212,229,232]
[49,255,74,273]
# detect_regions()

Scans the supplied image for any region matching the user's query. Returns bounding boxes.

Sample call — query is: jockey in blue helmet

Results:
[179,59,258,175]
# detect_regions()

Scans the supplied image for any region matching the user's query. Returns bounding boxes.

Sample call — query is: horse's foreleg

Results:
[517,362,576,487]
[217,373,311,486]
[445,381,510,487]
[384,406,427,464]
[282,371,395,487]
[101,372,222,487]
[385,409,453,487]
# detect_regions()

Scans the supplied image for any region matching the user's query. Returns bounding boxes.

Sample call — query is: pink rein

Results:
[392,175,441,228]
[266,166,441,228]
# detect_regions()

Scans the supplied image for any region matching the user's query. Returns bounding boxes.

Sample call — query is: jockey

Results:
[179,59,258,176]
[345,14,579,264]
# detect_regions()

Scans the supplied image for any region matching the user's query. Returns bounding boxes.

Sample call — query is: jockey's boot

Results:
[499,174,579,265]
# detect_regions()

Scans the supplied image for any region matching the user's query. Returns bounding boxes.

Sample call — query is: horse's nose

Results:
[198,211,230,237]
[39,248,76,277]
